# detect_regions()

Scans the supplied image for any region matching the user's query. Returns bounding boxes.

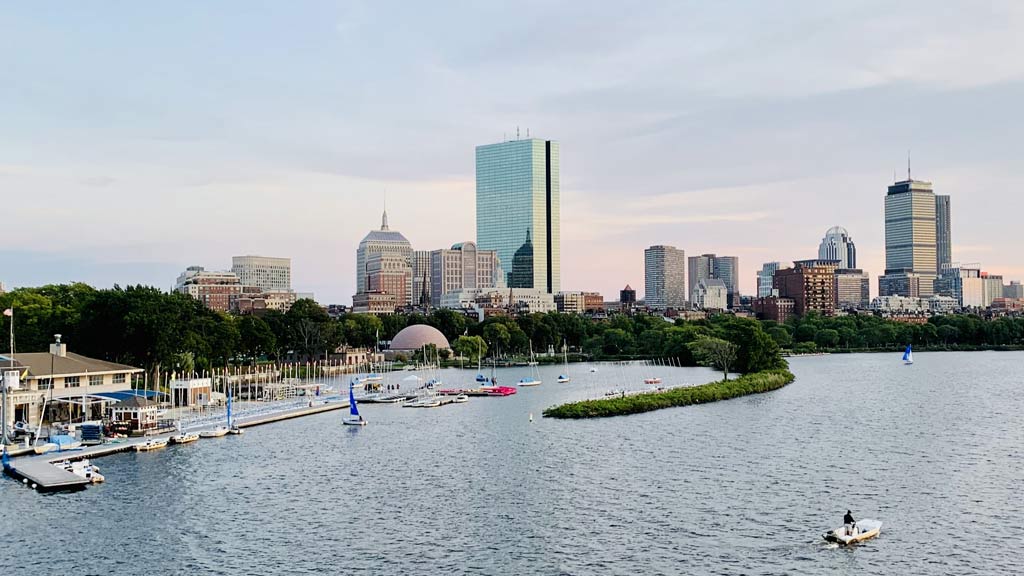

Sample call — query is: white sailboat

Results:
[557,341,571,383]
[902,344,914,365]
[518,343,542,386]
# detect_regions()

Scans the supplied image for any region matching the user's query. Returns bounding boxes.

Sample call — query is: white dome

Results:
[390,324,451,351]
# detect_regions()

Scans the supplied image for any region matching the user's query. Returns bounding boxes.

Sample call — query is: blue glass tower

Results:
[475,138,560,293]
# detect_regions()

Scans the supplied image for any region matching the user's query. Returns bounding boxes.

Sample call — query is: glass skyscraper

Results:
[476,138,560,293]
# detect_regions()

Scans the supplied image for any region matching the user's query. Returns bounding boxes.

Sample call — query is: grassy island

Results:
[543,369,795,419]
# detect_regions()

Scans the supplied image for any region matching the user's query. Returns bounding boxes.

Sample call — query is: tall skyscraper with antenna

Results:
[880,158,938,297]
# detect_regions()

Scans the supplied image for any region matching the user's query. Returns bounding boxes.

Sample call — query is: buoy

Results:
[22,479,28,484]
[529,413,534,422]
[31,483,37,489]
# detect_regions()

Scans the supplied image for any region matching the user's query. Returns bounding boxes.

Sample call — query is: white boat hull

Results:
[343,418,367,426]
[823,520,882,545]
[199,427,230,438]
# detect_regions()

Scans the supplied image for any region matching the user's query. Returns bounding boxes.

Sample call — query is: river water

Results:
[2,352,1022,575]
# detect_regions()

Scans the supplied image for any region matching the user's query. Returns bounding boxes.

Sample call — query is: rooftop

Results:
[0,352,142,378]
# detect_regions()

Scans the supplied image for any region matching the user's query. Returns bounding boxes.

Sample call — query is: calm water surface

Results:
[2,352,1022,575]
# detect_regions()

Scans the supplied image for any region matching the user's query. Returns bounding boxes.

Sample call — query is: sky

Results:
[2,1,1023,303]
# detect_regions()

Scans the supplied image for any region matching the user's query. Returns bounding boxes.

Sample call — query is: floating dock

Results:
[2,399,348,492]
[2,458,90,492]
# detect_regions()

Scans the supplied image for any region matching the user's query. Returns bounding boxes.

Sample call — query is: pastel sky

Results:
[2,2,1022,303]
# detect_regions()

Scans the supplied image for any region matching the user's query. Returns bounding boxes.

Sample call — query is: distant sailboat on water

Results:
[344,382,367,426]
[902,344,914,365]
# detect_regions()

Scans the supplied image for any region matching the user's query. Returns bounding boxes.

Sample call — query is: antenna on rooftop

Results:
[516,126,520,140]
[907,149,912,181]
[526,128,530,138]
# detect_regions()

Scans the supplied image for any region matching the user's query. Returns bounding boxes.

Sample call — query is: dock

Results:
[2,458,90,491]
[2,399,348,492]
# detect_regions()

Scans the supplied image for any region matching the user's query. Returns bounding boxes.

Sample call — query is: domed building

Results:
[389,324,451,355]
[817,226,857,269]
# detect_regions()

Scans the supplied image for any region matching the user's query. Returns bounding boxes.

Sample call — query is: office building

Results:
[365,251,413,308]
[555,291,604,315]
[757,262,781,298]
[882,177,937,297]
[476,137,560,293]
[356,210,413,295]
[774,259,838,317]
[174,266,242,313]
[412,250,432,307]
[232,255,291,292]
[429,242,503,307]
[688,254,740,308]
[620,285,637,313]
[644,245,686,310]
[818,226,857,269]
[693,279,728,311]
[834,269,870,309]
[1003,281,1023,300]
[935,195,952,273]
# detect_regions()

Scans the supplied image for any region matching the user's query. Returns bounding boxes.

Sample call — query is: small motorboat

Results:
[199,426,230,438]
[556,375,571,383]
[228,425,244,435]
[170,431,200,444]
[134,438,169,452]
[517,378,542,387]
[453,394,469,404]
[589,367,598,373]
[605,389,624,397]
[34,442,57,455]
[644,377,662,385]
[55,459,105,483]
[823,519,882,545]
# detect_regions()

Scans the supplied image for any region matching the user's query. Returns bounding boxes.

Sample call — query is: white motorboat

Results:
[34,442,57,455]
[135,438,169,452]
[453,394,469,404]
[590,367,598,373]
[199,426,230,438]
[228,426,244,435]
[170,431,199,444]
[55,459,105,483]
[823,519,882,545]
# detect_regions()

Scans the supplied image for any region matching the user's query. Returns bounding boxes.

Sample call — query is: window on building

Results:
[66,376,80,388]
[90,375,104,386]
[39,378,52,390]
[113,373,126,384]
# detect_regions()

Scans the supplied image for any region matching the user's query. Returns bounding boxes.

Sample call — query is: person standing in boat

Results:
[843,510,856,536]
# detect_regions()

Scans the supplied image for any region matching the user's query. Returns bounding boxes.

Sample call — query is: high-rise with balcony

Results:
[880,177,937,297]
[476,137,560,294]
[644,245,686,310]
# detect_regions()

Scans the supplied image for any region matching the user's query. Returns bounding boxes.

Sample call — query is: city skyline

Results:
[2,3,1023,302]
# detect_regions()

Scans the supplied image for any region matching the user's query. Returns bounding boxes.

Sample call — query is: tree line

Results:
[3,283,1019,377]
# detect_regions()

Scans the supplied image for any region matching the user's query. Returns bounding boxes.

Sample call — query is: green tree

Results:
[689,336,739,381]
[239,315,276,363]
[814,328,840,348]
[452,335,488,364]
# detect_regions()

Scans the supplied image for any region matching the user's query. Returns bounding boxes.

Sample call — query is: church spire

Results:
[381,191,389,230]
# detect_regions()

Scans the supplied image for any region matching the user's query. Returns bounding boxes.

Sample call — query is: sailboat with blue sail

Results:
[227,391,243,434]
[902,344,914,365]
[344,382,367,426]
